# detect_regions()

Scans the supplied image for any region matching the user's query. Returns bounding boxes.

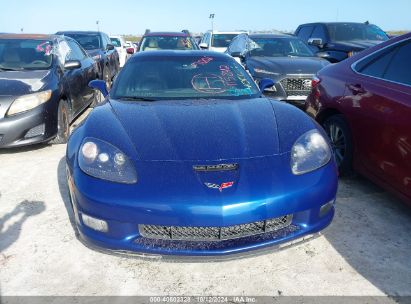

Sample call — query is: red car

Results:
[306,33,411,205]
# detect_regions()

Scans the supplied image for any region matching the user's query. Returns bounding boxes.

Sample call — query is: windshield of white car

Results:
[110,38,122,47]
[0,39,53,70]
[111,55,261,100]
[212,34,239,48]
[327,23,388,42]
[249,37,315,57]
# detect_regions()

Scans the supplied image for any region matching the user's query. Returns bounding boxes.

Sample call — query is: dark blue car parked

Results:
[66,51,338,257]
[0,34,99,147]
[56,31,120,89]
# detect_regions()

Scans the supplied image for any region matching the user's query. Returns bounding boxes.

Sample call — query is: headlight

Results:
[78,138,137,184]
[7,90,52,116]
[291,130,332,175]
[253,68,280,76]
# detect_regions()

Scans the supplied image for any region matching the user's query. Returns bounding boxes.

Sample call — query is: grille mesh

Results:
[280,78,312,96]
[139,215,292,241]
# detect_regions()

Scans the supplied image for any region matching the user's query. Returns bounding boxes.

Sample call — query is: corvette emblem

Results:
[205,182,234,192]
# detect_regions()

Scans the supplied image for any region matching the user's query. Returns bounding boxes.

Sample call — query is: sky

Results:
[0,0,410,35]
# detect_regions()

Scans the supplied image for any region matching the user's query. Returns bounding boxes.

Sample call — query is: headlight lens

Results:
[78,138,137,184]
[7,90,52,116]
[291,130,332,175]
[253,68,280,76]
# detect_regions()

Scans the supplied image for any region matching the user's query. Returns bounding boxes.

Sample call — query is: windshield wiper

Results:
[115,96,157,102]
[0,66,23,71]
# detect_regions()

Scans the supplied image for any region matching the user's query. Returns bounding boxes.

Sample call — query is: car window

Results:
[140,36,198,51]
[64,33,102,50]
[355,46,397,78]
[383,40,411,85]
[110,38,121,47]
[249,37,314,57]
[111,55,260,100]
[0,39,53,70]
[296,26,314,42]
[211,34,239,48]
[102,34,111,49]
[311,25,327,41]
[66,40,86,61]
[327,23,388,42]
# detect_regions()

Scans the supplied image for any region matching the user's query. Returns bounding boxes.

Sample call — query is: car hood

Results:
[327,40,385,52]
[0,70,51,96]
[108,98,281,161]
[248,56,329,77]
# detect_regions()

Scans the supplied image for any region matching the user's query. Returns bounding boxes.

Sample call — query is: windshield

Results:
[212,34,239,48]
[64,33,102,50]
[327,23,388,42]
[0,39,53,70]
[249,37,315,57]
[111,55,260,100]
[140,36,198,51]
[110,38,121,47]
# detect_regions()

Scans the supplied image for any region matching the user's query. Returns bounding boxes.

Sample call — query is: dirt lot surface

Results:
[1,141,410,296]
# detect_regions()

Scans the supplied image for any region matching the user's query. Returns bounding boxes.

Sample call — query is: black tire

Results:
[103,66,111,90]
[51,100,70,144]
[322,114,353,176]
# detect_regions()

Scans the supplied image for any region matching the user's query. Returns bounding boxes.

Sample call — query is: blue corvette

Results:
[66,51,338,257]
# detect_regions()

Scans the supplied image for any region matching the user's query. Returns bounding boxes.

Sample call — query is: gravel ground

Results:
[0,140,410,296]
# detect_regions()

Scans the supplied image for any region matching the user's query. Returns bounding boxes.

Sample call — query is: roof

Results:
[143,32,190,37]
[207,31,247,34]
[298,22,377,26]
[249,33,295,39]
[55,31,102,35]
[130,50,230,60]
[0,34,57,40]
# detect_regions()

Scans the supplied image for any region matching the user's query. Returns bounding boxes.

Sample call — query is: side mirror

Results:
[259,78,275,92]
[64,60,81,70]
[89,79,109,97]
[199,42,208,49]
[106,44,115,51]
[308,38,323,48]
[126,47,135,55]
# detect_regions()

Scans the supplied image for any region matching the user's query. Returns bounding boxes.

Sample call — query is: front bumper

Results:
[66,160,337,257]
[0,104,56,148]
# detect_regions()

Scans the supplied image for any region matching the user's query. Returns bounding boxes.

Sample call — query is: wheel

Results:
[51,100,70,144]
[102,66,111,90]
[322,114,353,176]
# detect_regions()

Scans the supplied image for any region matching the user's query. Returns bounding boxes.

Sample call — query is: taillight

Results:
[312,76,321,88]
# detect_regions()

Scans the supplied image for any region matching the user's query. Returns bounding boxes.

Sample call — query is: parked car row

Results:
[0,30,137,148]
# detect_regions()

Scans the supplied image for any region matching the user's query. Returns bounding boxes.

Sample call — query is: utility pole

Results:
[96,20,100,32]
[209,14,215,33]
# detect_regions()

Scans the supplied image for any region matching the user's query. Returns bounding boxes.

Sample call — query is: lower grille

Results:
[280,77,312,97]
[139,215,293,241]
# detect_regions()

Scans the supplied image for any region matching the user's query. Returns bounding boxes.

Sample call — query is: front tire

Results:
[51,100,70,144]
[103,66,112,90]
[323,114,353,176]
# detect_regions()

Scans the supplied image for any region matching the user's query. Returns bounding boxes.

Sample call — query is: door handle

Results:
[348,84,366,95]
